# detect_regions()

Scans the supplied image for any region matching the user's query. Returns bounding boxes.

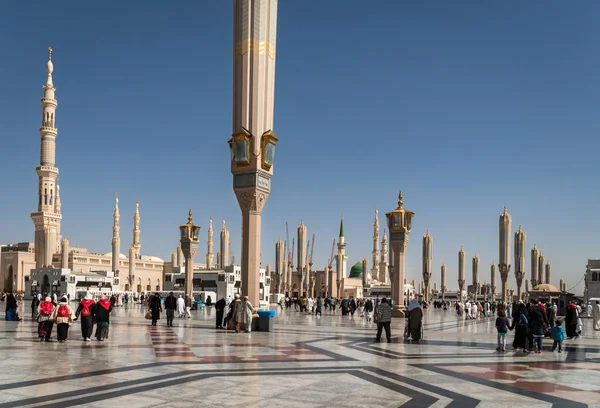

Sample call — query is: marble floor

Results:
[1,303,599,408]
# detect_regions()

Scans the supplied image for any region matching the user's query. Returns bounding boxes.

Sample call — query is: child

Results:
[495,309,509,351]
[551,320,565,353]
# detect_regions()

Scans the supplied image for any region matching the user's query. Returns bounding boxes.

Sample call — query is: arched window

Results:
[593,272,598,282]
[44,188,47,205]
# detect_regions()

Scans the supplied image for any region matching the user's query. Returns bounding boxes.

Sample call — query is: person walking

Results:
[374,298,392,343]
[74,293,95,342]
[593,301,600,331]
[94,294,113,341]
[50,296,74,343]
[164,292,177,327]
[31,294,41,320]
[37,296,55,342]
[495,309,509,351]
[215,297,226,329]
[231,294,243,333]
[184,295,193,318]
[150,293,162,326]
[551,320,565,352]
[315,297,323,316]
[242,296,253,333]
[364,298,374,322]
[177,295,185,318]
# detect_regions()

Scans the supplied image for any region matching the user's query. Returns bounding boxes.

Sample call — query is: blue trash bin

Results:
[257,310,276,332]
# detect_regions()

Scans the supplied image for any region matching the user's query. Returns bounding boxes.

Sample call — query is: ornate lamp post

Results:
[514,225,526,301]
[422,231,432,304]
[386,191,415,318]
[440,264,446,304]
[180,210,200,300]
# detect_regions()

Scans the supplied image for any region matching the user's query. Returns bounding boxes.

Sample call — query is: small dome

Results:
[533,283,559,292]
[141,255,164,262]
[102,252,127,259]
[349,261,362,278]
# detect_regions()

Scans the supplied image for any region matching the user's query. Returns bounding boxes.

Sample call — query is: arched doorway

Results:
[42,274,50,296]
[5,265,13,292]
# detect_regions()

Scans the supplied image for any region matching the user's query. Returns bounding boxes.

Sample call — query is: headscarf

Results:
[60,296,68,303]
[44,296,52,302]
[407,299,421,312]
[37,294,42,300]
[85,293,93,300]
[234,294,240,299]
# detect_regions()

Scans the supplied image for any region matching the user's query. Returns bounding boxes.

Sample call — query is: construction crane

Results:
[328,238,336,268]
[305,237,310,270]
[290,237,295,270]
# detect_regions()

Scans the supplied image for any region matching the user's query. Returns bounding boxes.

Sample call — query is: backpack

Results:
[39,301,53,316]
[80,300,93,317]
[57,305,69,318]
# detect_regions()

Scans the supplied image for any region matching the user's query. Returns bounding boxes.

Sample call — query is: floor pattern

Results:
[1,304,599,407]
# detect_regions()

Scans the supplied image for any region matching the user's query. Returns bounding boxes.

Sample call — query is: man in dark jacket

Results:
[164,292,177,327]
[215,297,226,329]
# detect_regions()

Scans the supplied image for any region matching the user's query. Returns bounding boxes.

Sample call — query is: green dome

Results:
[349,261,363,278]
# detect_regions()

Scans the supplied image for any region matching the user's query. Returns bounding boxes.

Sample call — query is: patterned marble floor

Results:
[1,303,599,407]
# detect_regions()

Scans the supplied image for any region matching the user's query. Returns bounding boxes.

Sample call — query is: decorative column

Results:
[498,207,512,303]
[458,247,466,303]
[323,264,329,297]
[490,263,496,302]
[531,244,539,288]
[385,191,415,318]
[538,253,545,284]
[230,0,279,308]
[179,210,200,300]
[440,264,446,303]
[545,262,551,286]
[472,254,479,301]
[422,230,432,304]
[61,237,69,269]
[514,225,526,301]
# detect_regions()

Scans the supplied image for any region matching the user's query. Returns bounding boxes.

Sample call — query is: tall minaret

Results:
[472,254,480,300]
[206,216,214,269]
[422,230,432,303]
[458,247,466,302]
[220,221,229,268]
[336,217,347,293]
[112,193,120,273]
[440,264,446,302]
[132,198,141,258]
[31,47,62,268]
[379,230,388,283]
[275,238,284,293]
[490,263,497,302]
[538,252,546,284]
[296,220,306,275]
[498,206,512,303]
[531,244,539,288]
[545,262,551,286]
[514,225,526,300]
[371,207,380,280]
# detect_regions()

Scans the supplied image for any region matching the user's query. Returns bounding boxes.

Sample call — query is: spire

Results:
[45,47,54,88]
[339,216,344,237]
[398,191,403,209]
[188,208,193,223]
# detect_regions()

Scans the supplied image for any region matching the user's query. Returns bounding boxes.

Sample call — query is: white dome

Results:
[102,252,127,259]
[141,255,164,262]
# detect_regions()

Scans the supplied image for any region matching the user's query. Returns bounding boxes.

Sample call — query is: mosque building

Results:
[1,49,258,299]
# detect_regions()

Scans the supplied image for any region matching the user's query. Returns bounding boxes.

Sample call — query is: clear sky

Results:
[1,1,598,294]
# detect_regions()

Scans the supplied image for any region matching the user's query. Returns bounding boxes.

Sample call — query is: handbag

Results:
[145,310,152,320]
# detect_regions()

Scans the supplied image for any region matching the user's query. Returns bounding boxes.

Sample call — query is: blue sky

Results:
[1,1,598,294]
